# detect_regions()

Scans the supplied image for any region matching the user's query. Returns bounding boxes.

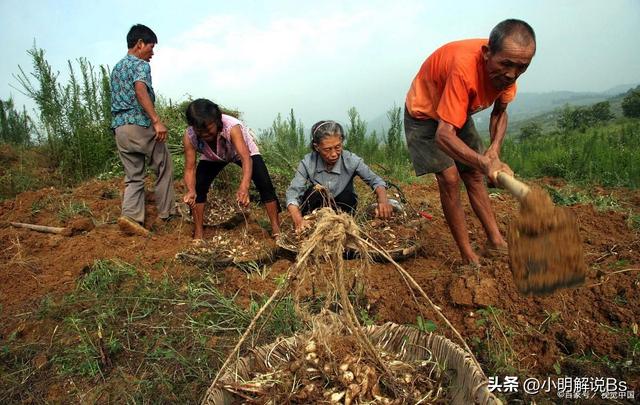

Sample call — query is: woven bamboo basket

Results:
[201,322,501,405]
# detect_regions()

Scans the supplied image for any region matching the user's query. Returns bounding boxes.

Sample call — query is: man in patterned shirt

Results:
[111,24,175,235]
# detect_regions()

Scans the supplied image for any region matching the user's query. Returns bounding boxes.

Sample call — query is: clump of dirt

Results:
[508,187,587,294]
[67,217,95,233]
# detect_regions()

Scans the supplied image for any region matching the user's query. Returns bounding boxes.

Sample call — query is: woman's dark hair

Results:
[488,19,536,54]
[126,24,158,49]
[185,98,223,135]
[311,120,344,150]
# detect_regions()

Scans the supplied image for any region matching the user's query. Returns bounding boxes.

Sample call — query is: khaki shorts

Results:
[404,107,484,175]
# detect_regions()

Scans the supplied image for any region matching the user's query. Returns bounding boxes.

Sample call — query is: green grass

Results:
[415,315,437,333]
[472,306,521,376]
[56,198,93,222]
[543,185,620,210]
[503,120,640,188]
[0,259,302,403]
[627,211,640,230]
[77,259,137,295]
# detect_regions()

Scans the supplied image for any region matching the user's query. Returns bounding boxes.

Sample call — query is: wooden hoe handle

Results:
[495,172,531,202]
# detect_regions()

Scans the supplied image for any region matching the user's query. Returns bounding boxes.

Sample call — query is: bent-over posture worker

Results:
[404,19,536,265]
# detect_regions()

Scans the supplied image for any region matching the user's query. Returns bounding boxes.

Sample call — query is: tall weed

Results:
[14,46,114,183]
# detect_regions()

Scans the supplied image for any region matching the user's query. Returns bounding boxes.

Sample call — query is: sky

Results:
[1,0,639,131]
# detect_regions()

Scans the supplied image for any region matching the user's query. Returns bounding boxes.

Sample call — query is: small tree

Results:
[622,88,640,118]
[345,106,367,155]
[557,101,614,132]
[385,105,403,157]
[590,101,614,122]
[260,109,307,170]
[519,121,542,139]
[0,98,33,145]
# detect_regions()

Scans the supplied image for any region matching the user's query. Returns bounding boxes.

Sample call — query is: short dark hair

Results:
[311,120,345,150]
[127,24,158,49]
[185,98,223,134]
[488,19,535,54]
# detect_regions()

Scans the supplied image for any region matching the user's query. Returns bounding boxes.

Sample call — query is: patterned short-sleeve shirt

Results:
[110,54,155,129]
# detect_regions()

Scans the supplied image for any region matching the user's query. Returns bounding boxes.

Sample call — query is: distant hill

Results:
[474,83,639,127]
[487,84,640,136]
[360,83,640,140]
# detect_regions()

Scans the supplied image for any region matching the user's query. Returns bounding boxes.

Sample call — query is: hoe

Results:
[496,172,587,295]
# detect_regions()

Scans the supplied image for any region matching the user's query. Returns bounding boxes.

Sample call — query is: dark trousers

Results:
[300,185,357,215]
[195,155,279,209]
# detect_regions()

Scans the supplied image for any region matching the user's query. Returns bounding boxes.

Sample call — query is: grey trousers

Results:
[115,124,176,223]
[404,107,484,176]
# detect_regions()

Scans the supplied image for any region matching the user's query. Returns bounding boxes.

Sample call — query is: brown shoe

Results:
[118,216,150,236]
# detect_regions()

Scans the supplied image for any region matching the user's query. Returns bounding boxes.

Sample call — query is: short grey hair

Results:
[311,120,345,149]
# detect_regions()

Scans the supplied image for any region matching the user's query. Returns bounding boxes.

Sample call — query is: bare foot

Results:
[482,241,508,258]
[462,251,481,266]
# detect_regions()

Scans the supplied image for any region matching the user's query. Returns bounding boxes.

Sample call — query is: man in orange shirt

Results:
[405,19,536,265]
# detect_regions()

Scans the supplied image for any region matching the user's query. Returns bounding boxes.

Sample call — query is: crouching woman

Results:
[182,98,281,239]
[285,120,392,231]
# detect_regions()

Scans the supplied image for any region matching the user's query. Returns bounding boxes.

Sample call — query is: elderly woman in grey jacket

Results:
[286,120,393,231]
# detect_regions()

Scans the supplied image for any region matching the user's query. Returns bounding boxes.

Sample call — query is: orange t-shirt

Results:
[405,38,517,129]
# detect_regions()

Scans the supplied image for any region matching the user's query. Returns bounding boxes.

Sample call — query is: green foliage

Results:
[415,316,437,333]
[345,106,383,163]
[52,317,104,377]
[0,166,41,199]
[0,144,57,200]
[556,101,614,132]
[260,109,308,167]
[385,105,405,162]
[156,97,191,146]
[519,121,542,139]
[258,109,308,192]
[345,106,367,153]
[358,308,377,326]
[627,211,640,231]
[14,46,115,183]
[503,120,640,188]
[0,98,33,145]
[4,260,303,402]
[57,198,93,222]
[78,259,137,295]
[544,185,620,210]
[621,88,640,118]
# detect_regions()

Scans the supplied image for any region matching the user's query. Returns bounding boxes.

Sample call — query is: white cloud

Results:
[152,1,426,96]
